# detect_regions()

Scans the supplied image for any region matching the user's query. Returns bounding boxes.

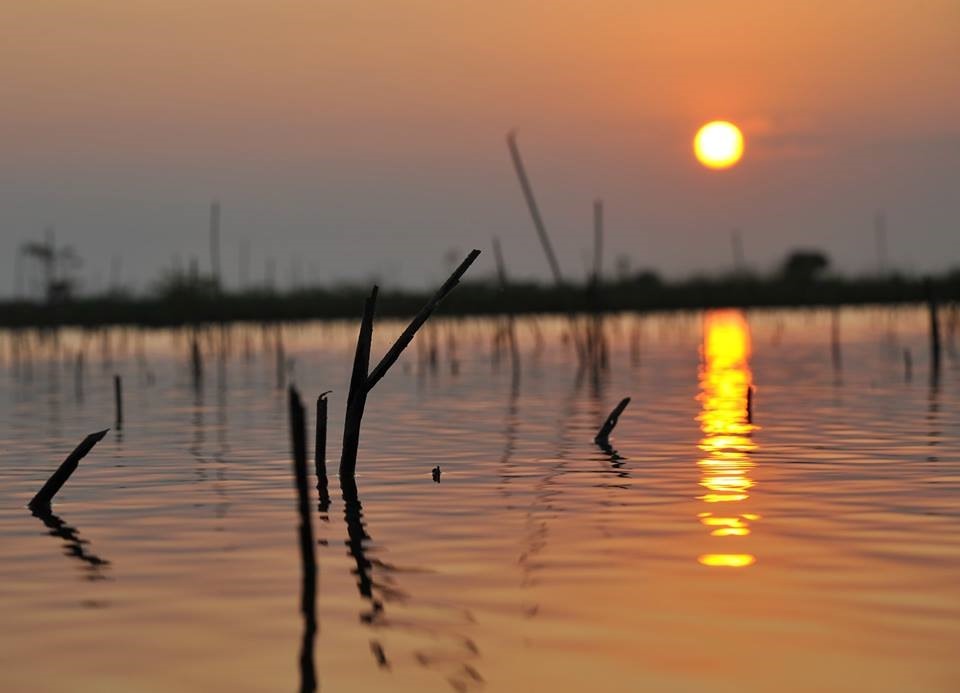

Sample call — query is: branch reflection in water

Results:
[288,387,317,693]
[32,508,110,581]
[696,310,760,568]
[340,475,484,690]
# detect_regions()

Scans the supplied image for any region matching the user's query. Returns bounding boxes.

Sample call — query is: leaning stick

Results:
[340,251,481,477]
[594,397,630,447]
[366,250,480,391]
[339,287,378,477]
[505,132,586,363]
[29,429,109,511]
[506,132,563,285]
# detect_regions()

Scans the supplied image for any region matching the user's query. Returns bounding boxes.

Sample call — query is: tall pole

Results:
[593,199,603,283]
[506,132,564,285]
[874,211,888,275]
[238,238,250,290]
[731,229,745,273]
[210,200,221,289]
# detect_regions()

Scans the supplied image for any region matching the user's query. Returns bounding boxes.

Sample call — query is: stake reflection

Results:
[696,310,759,568]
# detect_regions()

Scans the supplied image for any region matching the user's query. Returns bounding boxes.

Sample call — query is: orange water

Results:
[1,307,958,692]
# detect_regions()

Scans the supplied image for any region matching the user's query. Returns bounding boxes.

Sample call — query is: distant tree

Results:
[152,267,219,302]
[20,228,82,303]
[780,249,830,283]
[631,270,662,288]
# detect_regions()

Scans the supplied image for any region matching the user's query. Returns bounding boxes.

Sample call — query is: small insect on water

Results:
[432,466,441,483]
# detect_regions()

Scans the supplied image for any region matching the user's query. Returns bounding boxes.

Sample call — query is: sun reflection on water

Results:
[696,310,759,568]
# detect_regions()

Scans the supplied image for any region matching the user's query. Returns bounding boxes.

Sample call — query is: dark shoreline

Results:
[2,273,957,329]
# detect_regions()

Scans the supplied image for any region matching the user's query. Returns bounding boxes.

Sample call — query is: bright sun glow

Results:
[693,121,744,170]
[696,310,758,569]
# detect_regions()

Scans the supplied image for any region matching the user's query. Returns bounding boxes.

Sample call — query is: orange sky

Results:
[1,1,958,291]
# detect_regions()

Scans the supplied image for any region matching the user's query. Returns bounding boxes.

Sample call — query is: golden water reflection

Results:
[696,310,759,568]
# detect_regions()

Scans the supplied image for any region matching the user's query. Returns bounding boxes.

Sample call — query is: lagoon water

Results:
[1,307,958,692]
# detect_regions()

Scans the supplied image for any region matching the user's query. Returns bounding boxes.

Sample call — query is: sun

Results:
[694,121,744,170]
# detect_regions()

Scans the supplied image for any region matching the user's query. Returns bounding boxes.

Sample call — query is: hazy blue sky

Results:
[2,1,958,296]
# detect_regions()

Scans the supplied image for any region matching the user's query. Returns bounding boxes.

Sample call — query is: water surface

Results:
[1,307,958,692]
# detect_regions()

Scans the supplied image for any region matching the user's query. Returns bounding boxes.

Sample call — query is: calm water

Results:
[1,307,958,692]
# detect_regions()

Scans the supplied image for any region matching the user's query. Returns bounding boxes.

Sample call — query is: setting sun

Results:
[694,121,744,169]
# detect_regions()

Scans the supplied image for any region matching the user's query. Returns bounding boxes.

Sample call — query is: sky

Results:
[1,1,958,296]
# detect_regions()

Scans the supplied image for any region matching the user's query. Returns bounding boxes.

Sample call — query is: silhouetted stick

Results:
[339,287,378,477]
[506,133,585,363]
[492,237,521,385]
[904,348,913,382]
[630,323,641,367]
[210,200,221,289]
[340,251,480,478]
[276,329,286,390]
[28,429,109,511]
[731,229,745,273]
[746,386,754,424]
[428,329,438,373]
[925,279,941,378]
[288,386,317,693]
[830,308,842,375]
[594,397,630,447]
[315,390,331,511]
[592,198,603,283]
[114,374,123,429]
[588,202,607,372]
[506,133,563,284]
[191,334,203,391]
[366,250,480,391]
[74,351,84,402]
[492,237,509,288]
